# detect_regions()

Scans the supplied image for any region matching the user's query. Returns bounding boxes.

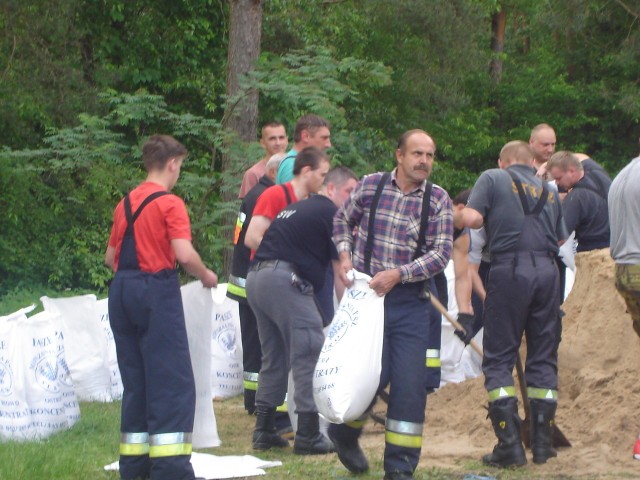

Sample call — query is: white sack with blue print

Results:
[313,270,385,423]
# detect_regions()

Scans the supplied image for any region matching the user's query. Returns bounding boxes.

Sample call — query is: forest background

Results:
[1,0,639,303]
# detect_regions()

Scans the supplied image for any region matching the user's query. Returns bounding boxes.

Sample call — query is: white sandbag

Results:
[210,285,243,400]
[95,298,123,400]
[0,307,80,441]
[181,281,221,448]
[41,295,112,401]
[439,261,466,385]
[461,327,484,380]
[313,270,384,424]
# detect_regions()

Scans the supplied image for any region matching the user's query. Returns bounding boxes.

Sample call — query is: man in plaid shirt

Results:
[329,129,453,480]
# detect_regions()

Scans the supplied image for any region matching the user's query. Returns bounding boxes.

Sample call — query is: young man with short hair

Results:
[105,134,218,480]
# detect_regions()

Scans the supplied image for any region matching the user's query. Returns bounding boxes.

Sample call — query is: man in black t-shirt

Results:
[547,151,611,252]
[246,152,341,456]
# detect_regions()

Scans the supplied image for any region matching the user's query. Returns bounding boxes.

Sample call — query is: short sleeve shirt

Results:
[108,181,191,272]
[255,194,339,291]
[252,182,298,221]
[467,164,567,255]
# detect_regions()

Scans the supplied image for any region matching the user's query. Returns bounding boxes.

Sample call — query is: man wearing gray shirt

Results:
[609,154,640,337]
[463,141,568,468]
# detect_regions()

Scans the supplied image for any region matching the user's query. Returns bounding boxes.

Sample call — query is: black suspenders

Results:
[363,173,433,275]
[119,191,170,270]
[506,170,548,216]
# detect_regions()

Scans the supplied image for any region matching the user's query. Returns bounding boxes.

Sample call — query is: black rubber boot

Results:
[530,399,558,464]
[327,422,369,473]
[293,412,335,455]
[252,406,289,450]
[482,399,527,468]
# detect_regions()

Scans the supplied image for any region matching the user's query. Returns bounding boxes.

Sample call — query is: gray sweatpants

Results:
[246,262,325,413]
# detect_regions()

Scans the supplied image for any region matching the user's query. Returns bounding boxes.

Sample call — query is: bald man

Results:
[464,141,567,468]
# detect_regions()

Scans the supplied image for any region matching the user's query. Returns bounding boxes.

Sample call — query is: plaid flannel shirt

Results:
[333,170,453,283]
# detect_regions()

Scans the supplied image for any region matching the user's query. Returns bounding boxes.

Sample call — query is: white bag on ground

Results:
[41,295,112,401]
[181,281,221,448]
[313,270,385,424]
[0,307,80,441]
[210,285,243,399]
[95,298,123,400]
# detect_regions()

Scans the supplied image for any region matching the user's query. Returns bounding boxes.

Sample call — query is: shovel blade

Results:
[520,415,572,449]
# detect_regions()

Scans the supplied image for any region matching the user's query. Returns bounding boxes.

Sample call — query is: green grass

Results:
[0,396,616,480]
[0,402,120,480]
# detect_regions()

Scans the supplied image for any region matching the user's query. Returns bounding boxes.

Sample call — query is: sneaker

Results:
[633,435,640,460]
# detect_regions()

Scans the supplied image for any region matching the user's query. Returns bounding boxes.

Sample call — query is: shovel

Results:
[428,292,571,449]
[515,353,571,448]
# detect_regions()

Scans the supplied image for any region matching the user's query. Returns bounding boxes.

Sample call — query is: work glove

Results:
[454,313,475,345]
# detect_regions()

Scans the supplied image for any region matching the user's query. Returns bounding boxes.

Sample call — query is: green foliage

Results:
[77,0,229,115]
[4,0,640,298]
[241,46,392,173]
[0,1,103,148]
[0,91,228,296]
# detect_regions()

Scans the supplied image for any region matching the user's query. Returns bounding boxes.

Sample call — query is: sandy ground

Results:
[359,249,640,479]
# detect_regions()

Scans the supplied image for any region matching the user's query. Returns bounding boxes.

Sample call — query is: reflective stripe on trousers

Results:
[488,386,516,402]
[527,387,558,401]
[243,371,259,391]
[120,432,150,456]
[149,432,193,458]
[425,348,440,367]
[385,418,423,449]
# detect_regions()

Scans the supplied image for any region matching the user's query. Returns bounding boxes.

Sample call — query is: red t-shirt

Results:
[108,182,191,273]
[249,182,297,259]
[252,182,297,220]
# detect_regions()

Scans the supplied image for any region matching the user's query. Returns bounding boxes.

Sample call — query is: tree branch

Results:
[614,0,640,20]
[1,35,17,83]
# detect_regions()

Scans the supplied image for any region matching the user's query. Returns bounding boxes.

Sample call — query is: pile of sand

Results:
[362,249,640,478]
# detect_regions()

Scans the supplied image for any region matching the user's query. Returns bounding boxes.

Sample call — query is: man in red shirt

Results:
[105,135,217,480]
[244,146,330,252]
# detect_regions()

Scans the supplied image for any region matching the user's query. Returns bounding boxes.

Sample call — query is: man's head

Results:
[294,146,331,194]
[260,122,288,156]
[265,152,286,182]
[452,189,471,228]
[547,151,584,191]
[529,124,556,166]
[498,141,535,169]
[142,135,187,171]
[293,114,332,151]
[321,166,359,208]
[142,135,187,189]
[395,129,436,187]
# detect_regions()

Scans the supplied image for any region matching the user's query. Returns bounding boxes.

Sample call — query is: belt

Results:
[492,250,556,261]
[250,259,298,273]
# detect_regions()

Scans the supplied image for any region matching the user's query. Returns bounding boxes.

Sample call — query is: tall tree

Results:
[222,0,263,272]
[490,5,507,83]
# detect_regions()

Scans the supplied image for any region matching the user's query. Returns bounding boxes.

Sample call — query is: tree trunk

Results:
[489,7,507,84]
[221,0,263,276]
